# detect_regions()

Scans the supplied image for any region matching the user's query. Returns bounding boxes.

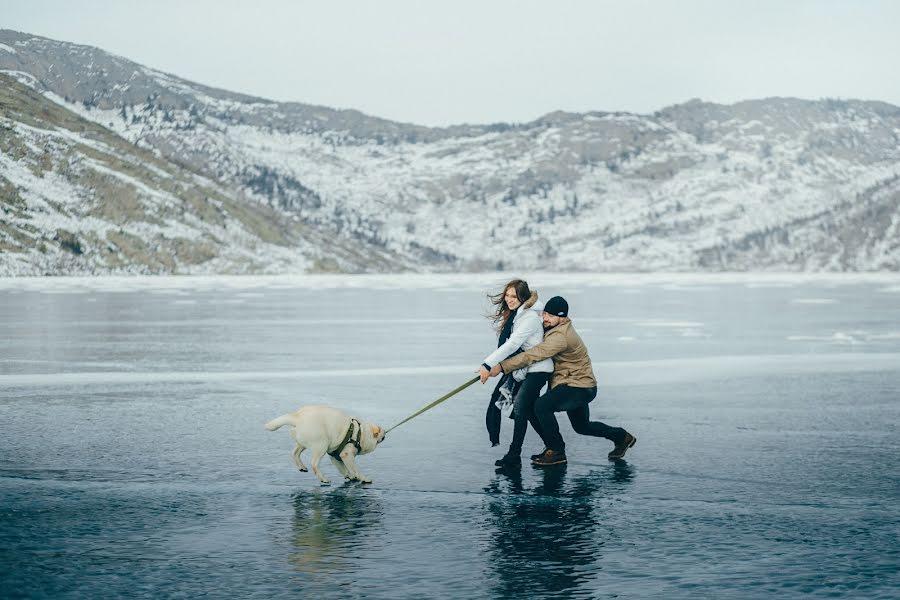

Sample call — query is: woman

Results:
[480,279,554,467]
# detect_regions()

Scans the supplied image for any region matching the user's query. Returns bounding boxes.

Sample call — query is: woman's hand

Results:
[479,365,490,384]
[489,364,502,378]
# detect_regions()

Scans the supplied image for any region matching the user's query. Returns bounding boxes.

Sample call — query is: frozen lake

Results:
[2,273,899,599]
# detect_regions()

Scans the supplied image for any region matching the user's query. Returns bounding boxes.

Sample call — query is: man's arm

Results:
[499,328,566,373]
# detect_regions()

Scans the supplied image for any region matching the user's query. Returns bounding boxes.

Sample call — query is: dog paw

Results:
[356,477,373,484]
[298,467,308,472]
[319,479,331,486]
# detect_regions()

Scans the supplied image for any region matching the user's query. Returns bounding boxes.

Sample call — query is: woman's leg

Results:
[506,373,550,455]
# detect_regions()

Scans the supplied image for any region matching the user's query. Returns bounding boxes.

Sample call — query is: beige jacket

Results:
[500,319,597,389]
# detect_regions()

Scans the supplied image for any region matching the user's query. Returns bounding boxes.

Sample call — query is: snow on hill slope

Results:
[2,29,899,274]
[0,73,406,274]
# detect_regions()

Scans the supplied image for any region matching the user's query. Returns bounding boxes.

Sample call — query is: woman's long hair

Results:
[487,279,531,333]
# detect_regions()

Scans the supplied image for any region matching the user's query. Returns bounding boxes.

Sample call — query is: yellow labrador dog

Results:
[265,405,385,485]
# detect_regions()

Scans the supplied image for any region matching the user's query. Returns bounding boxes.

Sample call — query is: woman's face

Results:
[504,287,522,310]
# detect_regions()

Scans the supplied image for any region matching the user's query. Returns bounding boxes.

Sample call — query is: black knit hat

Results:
[543,296,568,317]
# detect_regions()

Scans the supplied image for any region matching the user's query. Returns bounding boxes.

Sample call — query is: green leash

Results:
[386,375,480,434]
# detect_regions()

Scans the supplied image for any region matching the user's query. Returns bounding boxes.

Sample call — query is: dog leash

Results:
[385,375,480,434]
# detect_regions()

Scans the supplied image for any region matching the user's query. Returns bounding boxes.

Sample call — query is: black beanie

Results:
[544,296,568,317]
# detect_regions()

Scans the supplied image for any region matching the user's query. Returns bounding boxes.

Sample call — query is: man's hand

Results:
[489,364,502,378]
[479,365,490,384]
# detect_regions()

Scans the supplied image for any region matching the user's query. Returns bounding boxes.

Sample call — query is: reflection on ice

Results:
[483,462,634,598]
[288,488,383,574]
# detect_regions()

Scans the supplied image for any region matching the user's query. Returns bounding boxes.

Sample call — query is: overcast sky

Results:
[4,0,899,126]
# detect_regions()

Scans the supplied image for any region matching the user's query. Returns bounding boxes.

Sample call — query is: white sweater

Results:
[482,300,553,380]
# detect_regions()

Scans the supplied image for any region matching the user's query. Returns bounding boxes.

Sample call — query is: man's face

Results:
[542,312,562,328]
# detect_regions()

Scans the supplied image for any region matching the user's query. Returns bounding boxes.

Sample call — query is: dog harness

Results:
[328,418,363,463]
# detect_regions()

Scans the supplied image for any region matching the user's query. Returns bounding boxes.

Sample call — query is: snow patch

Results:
[0,69,38,86]
[0,364,476,387]
[636,320,705,328]
[787,330,900,344]
[5,353,899,389]
[787,332,863,344]
[791,298,838,305]
[593,352,900,386]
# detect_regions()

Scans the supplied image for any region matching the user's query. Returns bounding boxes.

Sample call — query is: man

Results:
[489,296,636,465]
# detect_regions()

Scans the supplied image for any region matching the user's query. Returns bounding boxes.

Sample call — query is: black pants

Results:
[534,385,627,452]
[507,371,551,455]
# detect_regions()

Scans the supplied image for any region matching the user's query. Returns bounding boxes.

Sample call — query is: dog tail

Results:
[264,413,295,431]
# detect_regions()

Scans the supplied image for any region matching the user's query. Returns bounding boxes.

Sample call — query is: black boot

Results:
[495,452,522,467]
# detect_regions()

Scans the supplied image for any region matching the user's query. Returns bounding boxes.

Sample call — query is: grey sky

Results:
[4,0,899,126]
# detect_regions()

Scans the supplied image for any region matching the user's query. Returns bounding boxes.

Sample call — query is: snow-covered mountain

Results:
[2,29,899,275]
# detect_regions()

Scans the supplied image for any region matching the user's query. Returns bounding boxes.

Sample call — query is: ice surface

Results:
[2,275,899,599]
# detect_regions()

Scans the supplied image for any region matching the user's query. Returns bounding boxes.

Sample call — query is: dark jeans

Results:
[507,371,551,455]
[534,385,627,452]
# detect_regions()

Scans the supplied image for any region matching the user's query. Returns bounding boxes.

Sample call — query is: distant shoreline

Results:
[2,271,899,292]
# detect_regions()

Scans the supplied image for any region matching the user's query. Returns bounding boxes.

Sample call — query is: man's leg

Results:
[533,385,593,453]
[567,405,627,445]
[564,392,636,458]
[533,386,565,452]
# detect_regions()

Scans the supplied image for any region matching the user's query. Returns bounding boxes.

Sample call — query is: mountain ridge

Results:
[2,29,899,275]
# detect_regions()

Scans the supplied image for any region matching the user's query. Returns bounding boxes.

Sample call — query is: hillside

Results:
[2,29,899,274]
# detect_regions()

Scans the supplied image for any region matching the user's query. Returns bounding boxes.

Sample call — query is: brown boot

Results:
[530,447,548,461]
[531,448,567,466]
[608,432,636,460]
